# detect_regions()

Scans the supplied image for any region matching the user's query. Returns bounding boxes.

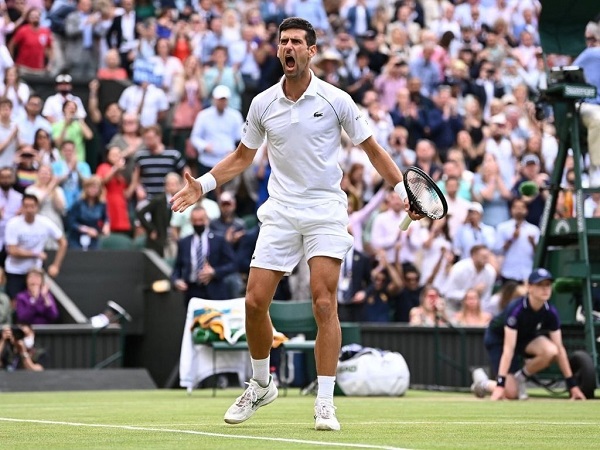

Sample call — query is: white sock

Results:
[317,376,335,401]
[251,357,270,387]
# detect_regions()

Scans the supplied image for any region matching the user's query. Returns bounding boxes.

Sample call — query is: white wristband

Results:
[394,182,408,202]
[198,173,217,195]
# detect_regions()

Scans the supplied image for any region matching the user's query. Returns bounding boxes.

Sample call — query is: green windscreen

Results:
[539,0,600,56]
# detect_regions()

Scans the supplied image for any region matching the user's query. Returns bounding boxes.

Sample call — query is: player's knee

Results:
[245,293,269,318]
[312,296,336,322]
[545,342,559,360]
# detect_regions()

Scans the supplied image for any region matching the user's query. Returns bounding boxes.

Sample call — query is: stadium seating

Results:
[98,234,134,250]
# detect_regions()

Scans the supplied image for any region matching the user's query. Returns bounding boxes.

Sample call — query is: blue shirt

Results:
[289,0,329,32]
[66,200,108,249]
[573,47,600,104]
[51,160,92,210]
[488,296,561,344]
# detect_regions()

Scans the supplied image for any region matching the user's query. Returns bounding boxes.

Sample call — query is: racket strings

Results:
[406,172,446,219]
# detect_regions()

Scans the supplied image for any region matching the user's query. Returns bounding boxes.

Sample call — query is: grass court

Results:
[0,388,598,449]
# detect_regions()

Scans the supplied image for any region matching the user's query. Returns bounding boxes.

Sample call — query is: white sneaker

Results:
[314,399,340,431]
[514,371,529,400]
[223,376,278,424]
[470,368,489,398]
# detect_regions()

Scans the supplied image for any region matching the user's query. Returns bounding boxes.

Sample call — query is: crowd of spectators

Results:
[0,0,599,340]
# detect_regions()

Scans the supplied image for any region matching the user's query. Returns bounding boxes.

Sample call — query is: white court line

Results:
[0,418,410,450]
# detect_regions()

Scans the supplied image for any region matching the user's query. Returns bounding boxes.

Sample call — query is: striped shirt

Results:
[135,148,185,199]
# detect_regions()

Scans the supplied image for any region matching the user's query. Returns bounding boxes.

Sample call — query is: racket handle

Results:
[400,214,412,231]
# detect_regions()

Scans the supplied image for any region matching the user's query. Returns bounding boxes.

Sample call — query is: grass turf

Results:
[0,388,598,449]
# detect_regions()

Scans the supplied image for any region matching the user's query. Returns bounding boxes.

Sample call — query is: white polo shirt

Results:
[494,218,541,282]
[118,84,169,127]
[242,71,372,208]
[4,214,63,275]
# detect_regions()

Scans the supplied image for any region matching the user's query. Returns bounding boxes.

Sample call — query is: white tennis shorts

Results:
[250,199,353,274]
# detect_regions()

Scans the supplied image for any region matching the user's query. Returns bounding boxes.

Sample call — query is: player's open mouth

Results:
[285,56,295,69]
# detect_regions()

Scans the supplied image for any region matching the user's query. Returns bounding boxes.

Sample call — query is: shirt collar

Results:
[277,69,318,101]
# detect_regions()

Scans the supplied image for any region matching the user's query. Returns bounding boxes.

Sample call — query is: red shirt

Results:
[12,25,52,70]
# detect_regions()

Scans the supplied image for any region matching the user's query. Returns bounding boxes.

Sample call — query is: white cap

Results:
[212,85,231,99]
[468,202,484,214]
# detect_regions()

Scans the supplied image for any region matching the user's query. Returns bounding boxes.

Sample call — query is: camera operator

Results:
[0,324,44,371]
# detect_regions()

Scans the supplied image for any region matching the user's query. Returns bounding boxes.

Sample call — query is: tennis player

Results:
[171,17,422,431]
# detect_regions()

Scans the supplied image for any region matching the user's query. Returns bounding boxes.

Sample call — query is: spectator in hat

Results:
[210,190,246,244]
[42,74,87,124]
[210,190,247,297]
[511,153,549,227]
[314,49,348,90]
[190,85,244,180]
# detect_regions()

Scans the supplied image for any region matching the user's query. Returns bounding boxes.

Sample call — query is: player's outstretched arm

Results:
[171,143,258,212]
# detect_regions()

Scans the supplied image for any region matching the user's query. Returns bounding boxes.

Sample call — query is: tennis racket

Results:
[399,166,448,231]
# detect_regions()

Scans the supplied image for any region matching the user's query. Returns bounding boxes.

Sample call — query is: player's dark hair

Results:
[279,17,317,47]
